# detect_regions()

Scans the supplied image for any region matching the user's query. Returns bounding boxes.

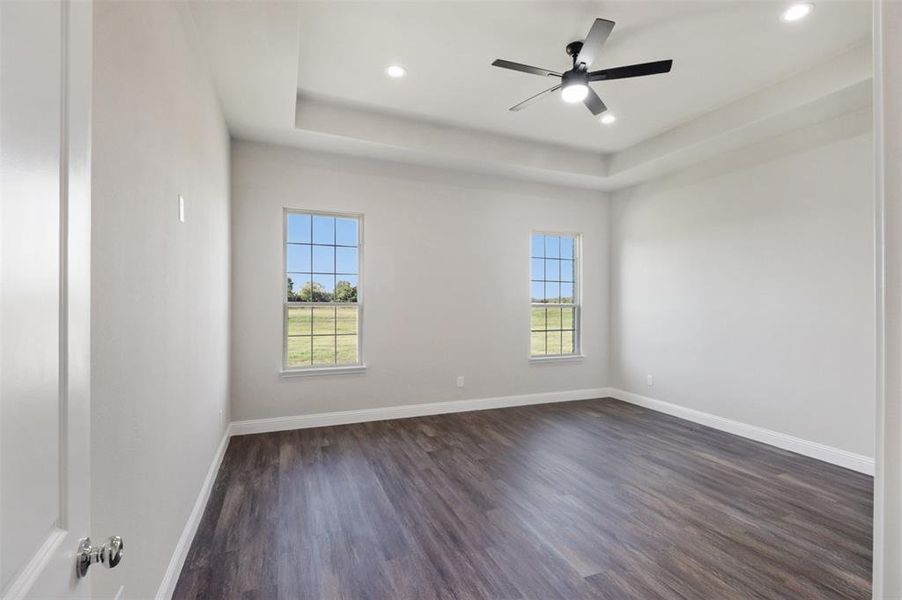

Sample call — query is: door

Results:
[1,0,96,597]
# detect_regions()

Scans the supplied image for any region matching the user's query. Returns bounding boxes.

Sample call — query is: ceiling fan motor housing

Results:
[562,67,588,88]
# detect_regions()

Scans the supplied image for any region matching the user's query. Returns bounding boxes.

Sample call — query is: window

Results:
[284,210,362,370]
[530,232,580,358]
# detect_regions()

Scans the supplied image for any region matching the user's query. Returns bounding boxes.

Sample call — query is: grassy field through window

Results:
[287,306,358,366]
[530,306,575,355]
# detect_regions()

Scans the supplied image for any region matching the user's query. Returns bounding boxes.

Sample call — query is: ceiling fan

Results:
[491,18,673,116]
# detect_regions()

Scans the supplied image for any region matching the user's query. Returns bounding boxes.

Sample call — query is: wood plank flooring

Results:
[173,398,873,599]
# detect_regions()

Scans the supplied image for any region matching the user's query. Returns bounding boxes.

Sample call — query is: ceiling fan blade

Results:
[492,59,561,77]
[583,87,607,116]
[576,18,615,68]
[588,59,673,82]
[509,84,562,111]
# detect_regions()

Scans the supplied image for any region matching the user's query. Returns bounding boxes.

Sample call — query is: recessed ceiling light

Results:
[385,65,406,78]
[782,3,813,22]
[600,113,616,125]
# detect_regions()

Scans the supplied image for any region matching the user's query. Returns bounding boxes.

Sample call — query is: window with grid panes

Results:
[530,232,579,357]
[284,211,362,369]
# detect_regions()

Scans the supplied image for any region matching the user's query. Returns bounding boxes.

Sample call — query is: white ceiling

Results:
[186,0,873,191]
[295,1,871,153]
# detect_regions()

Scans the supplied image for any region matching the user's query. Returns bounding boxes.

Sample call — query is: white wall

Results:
[611,126,874,457]
[230,141,610,421]
[91,3,230,598]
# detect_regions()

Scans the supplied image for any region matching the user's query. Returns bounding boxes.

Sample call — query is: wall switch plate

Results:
[456,376,465,388]
[178,195,185,223]
[646,374,654,386]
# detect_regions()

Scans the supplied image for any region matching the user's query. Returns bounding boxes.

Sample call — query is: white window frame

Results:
[529,230,583,362]
[281,208,366,376]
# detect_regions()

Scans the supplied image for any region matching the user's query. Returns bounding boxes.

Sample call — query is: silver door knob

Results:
[76,536,124,578]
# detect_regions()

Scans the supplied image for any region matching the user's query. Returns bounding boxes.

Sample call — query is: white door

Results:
[1,1,102,598]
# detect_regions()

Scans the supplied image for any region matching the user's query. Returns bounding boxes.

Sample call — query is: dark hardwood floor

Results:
[173,398,873,599]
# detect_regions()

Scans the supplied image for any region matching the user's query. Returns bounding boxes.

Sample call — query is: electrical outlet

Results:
[456,376,465,388]
[646,374,654,386]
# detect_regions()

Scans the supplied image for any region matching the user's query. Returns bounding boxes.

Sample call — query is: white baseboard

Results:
[230,387,615,436]
[230,387,874,474]
[608,388,875,475]
[155,424,233,600]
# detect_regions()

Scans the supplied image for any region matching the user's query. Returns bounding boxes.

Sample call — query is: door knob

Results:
[76,536,124,578]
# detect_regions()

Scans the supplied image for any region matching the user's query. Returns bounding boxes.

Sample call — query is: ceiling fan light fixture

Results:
[561,83,589,103]
[782,3,813,22]
[491,18,673,116]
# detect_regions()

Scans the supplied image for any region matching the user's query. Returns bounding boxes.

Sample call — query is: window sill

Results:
[529,354,587,364]
[280,364,367,378]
